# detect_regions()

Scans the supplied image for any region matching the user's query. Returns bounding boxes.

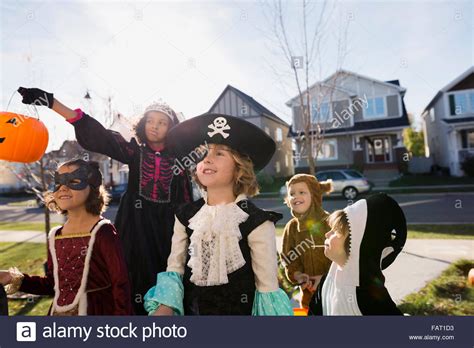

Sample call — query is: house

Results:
[286,70,410,183]
[0,161,29,193]
[44,140,127,188]
[208,85,294,177]
[421,67,474,176]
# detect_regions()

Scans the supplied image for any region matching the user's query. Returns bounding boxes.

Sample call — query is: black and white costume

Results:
[309,193,407,315]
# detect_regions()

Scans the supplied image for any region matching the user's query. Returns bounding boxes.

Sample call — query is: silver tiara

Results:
[144,101,176,121]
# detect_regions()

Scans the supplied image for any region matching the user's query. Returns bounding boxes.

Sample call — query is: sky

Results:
[1,0,472,151]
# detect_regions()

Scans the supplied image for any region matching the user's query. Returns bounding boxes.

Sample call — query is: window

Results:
[275,161,281,173]
[449,91,474,116]
[367,137,391,163]
[276,128,283,142]
[316,173,327,181]
[264,126,270,135]
[344,170,363,178]
[468,130,474,149]
[324,171,345,180]
[429,108,435,122]
[285,154,289,167]
[364,97,386,118]
[353,135,362,150]
[311,101,332,123]
[317,139,338,160]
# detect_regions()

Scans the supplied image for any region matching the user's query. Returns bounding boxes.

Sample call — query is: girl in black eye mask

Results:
[0,159,133,316]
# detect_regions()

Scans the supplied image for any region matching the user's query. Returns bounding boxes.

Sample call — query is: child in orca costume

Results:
[308,193,406,315]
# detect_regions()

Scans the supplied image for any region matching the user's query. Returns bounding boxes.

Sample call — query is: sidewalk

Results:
[276,237,473,304]
[258,184,474,198]
[0,230,47,243]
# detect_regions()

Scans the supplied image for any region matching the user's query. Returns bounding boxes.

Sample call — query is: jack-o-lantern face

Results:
[0,112,49,163]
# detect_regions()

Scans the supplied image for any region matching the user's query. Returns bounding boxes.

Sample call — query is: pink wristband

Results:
[67,108,84,123]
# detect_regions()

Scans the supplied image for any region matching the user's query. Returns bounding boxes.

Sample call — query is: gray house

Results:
[209,85,294,177]
[422,67,474,176]
[287,70,409,182]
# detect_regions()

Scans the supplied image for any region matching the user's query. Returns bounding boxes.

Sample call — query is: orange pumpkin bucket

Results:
[0,111,49,163]
[293,307,308,316]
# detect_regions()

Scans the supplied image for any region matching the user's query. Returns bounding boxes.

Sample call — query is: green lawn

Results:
[7,199,39,207]
[0,242,52,315]
[0,222,61,232]
[398,259,474,315]
[275,224,474,240]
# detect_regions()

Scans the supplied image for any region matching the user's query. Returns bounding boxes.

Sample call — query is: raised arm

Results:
[18,87,137,164]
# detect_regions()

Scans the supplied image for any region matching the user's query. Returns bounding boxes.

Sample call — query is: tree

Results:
[403,128,425,157]
[263,0,350,175]
[2,157,55,246]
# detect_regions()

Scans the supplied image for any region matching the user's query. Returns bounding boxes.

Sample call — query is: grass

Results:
[275,224,474,239]
[0,242,52,315]
[0,222,61,232]
[398,259,474,315]
[407,224,474,240]
[7,199,39,207]
[389,174,474,187]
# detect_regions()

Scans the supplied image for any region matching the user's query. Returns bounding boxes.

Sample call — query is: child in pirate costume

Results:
[308,193,407,315]
[144,114,293,315]
[281,174,333,309]
[17,87,192,315]
[0,159,133,315]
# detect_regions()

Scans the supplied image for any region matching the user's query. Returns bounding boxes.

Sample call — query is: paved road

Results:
[1,192,473,225]
[256,192,474,225]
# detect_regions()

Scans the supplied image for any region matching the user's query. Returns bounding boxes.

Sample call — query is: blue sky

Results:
[1,0,472,151]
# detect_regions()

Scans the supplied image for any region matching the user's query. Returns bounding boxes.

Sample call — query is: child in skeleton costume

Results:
[144,114,293,315]
[17,87,192,315]
[281,174,333,309]
[308,193,406,315]
[0,159,133,315]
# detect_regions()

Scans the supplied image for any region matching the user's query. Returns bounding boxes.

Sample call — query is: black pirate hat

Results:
[166,113,276,171]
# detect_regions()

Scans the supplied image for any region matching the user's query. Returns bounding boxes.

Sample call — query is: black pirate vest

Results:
[175,198,282,315]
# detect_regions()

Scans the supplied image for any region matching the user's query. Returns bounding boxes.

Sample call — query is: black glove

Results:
[17,87,54,108]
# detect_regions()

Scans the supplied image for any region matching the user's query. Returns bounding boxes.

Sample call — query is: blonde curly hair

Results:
[193,144,260,198]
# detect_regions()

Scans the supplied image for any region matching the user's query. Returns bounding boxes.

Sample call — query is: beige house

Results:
[422,67,474,176]
[209,85,294,178]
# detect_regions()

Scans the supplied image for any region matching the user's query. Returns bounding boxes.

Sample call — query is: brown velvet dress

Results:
[19,220,133,315]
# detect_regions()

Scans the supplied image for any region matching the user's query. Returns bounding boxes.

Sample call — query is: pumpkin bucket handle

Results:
[6,89,40,120]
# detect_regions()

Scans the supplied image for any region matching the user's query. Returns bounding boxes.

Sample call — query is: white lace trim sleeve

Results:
[187,203,249,286]
[166,217,189,275]
[248,220,280,293]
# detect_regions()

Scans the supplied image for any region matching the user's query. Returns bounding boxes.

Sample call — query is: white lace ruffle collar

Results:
[187,194,249,286]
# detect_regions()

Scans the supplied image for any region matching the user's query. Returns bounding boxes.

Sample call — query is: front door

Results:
[366,136,391,163]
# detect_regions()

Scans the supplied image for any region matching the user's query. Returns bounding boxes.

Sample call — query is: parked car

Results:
[280,169,371,200]
[110,183,127,202]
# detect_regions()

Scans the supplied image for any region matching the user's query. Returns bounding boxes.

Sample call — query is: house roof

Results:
[442,117,474,125]
[209,85,289,127]
[286,69,406,106]
[422,66,474,114]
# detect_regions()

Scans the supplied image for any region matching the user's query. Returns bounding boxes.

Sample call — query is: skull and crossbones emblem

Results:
[207,117,231,139]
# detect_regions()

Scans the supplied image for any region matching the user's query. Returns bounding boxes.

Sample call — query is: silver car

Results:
[280,169,371,200]
[315,170,371,199]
